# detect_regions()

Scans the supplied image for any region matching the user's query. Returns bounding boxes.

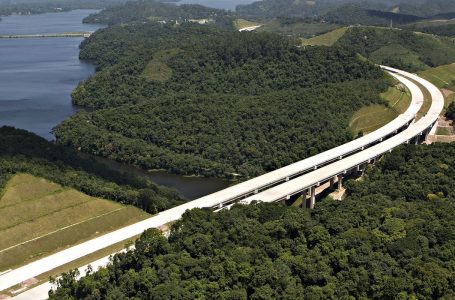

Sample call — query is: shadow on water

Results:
[87,155,232,200]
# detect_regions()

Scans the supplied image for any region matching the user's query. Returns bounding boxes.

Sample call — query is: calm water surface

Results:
[0,9,102,35]
[0,10,103,139]
[0,9,230,199]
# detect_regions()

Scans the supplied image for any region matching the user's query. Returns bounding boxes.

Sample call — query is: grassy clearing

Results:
[3,235,141,297]
[406,18,455,29]
[259,20,340,38]
[142,48,182,82]
[436,127,452,135]
[301,27,348,46]
[418,62,455,91]
[370,44,429,71]
[349,84,411,136]
[413,78,433,119]
[233,18,262,30]
[0,174,61,208]
[0,174,149,271]
[447,93,455,108]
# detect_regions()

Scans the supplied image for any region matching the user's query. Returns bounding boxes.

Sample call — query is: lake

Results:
[0,9,230,199]
[0,10,103,140]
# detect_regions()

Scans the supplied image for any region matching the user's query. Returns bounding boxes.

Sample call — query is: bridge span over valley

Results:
[1,66,445,299]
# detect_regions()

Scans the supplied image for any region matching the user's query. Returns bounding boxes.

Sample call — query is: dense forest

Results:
[54,22,389,179]
[335,26,455,71]
[49,143,455,299]
[82,0,234,28]
[0,126,183,213]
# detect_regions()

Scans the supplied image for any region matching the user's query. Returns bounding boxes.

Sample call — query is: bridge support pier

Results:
[309,186,316,209]
[300,189,308,208]
[330,177,335,188]
[337,174,343,191]
[305,187,315,209]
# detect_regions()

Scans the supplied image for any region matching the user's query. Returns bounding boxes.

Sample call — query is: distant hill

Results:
[83,0,233,28]
[395,0,455,17]
[324,5,424,26]
[404,23,455,38]
[335,26,455,71]
[235,0,455,24]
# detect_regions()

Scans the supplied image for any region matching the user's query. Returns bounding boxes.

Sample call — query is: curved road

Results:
[1,67,442,296]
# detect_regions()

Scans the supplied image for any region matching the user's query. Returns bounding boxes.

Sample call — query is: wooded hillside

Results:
[49,143,455,299]
[54,23,389,179]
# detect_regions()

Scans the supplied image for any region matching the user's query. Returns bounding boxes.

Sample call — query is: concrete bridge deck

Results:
[231,67,443,208]
[0,67,443,297]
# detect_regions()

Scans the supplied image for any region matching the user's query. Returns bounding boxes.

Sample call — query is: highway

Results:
[229,67,443,206]
[152,71,423,212]
[0,67,441,296]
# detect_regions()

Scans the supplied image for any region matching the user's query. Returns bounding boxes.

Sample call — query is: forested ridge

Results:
[50,143,455,299]
[82,0,234,28]
[0,127,183,213]
[335,26,455,71]
[54,22,389,179]
[236,0,455,20]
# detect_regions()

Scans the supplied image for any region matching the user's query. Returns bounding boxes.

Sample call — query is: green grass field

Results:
[436,127,452,135]
[418,62,455,91]
[142,48,182,82]
[258,19,340,38]
[447,93,455,108]
[349,84,411,136]
[233,18,262,30]
[406,18,455,29]
[370,44,429,71]
[0,174,149,271]
[300,27,348,46]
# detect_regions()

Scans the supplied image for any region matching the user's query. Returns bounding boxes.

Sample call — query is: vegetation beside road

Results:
[0,173,149,271]
[418,61,455,91]
[51,143,455,299]
[349,83,411,136]
[0,127,183,213]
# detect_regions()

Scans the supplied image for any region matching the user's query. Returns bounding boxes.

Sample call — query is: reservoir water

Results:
[0,9,230,199]
[0,10,102,140]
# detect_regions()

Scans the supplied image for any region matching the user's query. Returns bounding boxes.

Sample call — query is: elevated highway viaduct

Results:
[0,67,442,296]
[227,67,444,208]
